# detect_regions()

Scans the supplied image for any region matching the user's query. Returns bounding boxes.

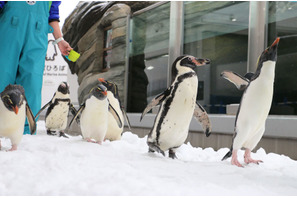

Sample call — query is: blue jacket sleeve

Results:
[49,1,61,22]
[0,1,5,10]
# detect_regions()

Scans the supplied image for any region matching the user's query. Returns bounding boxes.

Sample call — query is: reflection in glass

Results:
[184,1,250,113]
[268,2,297,115]
[128,3,170,112]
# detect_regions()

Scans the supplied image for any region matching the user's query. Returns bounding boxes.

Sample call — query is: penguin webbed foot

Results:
[7,144,17,151]
[47,130,56,136]
[147,142,165,156]
[86,138,100,144]
[205,128,211,137]
[230,149,244,168]
[169,149,177,159]
[244,157,263,165]
[59,132,69,138]
[148,148,155,153]
[231,157,244,168]
[244,149,263,165]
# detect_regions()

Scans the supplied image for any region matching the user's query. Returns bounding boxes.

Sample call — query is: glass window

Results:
[268,2,297,115]
[184,1,250,114]
[127,2,170,112]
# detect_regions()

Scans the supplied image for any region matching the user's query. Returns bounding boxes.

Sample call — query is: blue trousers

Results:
[0,2,50,134]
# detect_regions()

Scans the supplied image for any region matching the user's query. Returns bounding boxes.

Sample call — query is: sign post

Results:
[42,34,68,106]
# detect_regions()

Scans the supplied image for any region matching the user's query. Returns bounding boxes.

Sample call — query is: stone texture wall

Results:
[62,1,156,105]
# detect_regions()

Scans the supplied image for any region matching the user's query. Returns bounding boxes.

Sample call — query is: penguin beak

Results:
[103,91,107,96]
[98,78,105,83]
[12,106,19,114]
[264,37,279,60]
[193,58,211,66]
[271,37,280,48]
[266,37,280,53]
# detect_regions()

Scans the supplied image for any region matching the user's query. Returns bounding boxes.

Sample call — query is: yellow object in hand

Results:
[67,50,80,62]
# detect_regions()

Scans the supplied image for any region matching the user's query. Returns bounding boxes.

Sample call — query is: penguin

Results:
[35,82,77,138]
[140,55,212,159]
[0,84,36,151]
[69,84,122,144]
[98,78,131,141]
[221,37,280,167]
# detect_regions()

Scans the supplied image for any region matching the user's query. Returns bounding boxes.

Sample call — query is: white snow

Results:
[0,121,296,196]
[59,1,80,27]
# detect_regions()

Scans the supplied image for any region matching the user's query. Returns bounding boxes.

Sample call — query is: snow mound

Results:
[0,121,296,196]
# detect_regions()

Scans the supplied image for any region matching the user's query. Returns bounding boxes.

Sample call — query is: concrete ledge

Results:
[126,126,297,160]
[39,112,297,159]
[127,113,297,159]
[39,111,297,139]
[127,113,297,139]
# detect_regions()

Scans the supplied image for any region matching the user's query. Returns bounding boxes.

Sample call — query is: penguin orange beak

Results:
[193,58,211,66]
[12,106,19,114]
[98,78,105,83]
[271,37,280,47]
[103,91,107,96]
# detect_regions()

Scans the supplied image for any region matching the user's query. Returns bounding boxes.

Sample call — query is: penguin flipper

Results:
[147,142,165,156]
[69,103,78,116]
[109,104,123,128]
[244,72,254,80]
[26,103,37,135]
[220,70,249,90]
[140,89,170,121]
[121,107,131,130]
[69,104,85,127]
[34,101,51,119]
[193,102,211,137]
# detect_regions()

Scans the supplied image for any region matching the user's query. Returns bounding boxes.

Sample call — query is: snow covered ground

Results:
[0,121,296,196]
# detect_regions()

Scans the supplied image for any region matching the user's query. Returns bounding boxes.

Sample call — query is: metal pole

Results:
[124,13,131,110]
[247,1,268,72]
[167,1,184,86]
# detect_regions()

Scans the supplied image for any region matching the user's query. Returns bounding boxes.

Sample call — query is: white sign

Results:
[42,34,68,106]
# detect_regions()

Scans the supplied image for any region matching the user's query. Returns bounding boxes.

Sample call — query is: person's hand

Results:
[58,40,72,56]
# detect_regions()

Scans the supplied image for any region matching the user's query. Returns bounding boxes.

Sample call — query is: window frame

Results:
[124,1,297,139]
[103,26,113,72]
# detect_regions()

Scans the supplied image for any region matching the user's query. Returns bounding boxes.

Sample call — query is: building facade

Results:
[64,1,297,159]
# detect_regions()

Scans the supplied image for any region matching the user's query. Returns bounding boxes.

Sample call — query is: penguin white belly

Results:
[0,102,26,145]
[105,94,124,141]
[154,77,198,151]
[80,97,109,142]
[234,64,275,150]
[45,101,69,131]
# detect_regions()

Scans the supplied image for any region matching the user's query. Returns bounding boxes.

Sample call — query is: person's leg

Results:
[0,4,23,92]
[16,2,49,134]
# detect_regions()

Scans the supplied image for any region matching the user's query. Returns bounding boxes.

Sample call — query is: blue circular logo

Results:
[26,1,36,5]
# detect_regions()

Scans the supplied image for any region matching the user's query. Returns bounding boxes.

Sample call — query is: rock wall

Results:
[62,1,156,105]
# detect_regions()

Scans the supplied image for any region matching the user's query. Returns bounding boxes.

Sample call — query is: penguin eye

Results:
[185,57,193,64]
